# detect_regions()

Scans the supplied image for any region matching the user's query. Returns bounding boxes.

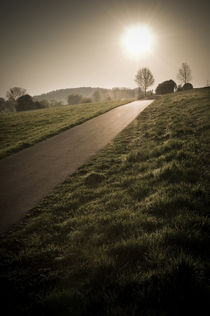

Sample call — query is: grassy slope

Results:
[0,89,209,315]
[0,100,131,159]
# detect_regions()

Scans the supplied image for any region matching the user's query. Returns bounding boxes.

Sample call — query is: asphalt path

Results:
[0,100,153,232]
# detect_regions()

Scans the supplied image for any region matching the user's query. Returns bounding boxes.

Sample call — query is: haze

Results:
[0,0,209,97]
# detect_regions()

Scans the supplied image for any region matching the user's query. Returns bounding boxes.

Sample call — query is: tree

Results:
[156,80,177,95]
[135,68,154,97]
[6,87,26,101]
[177,62,192,85]
[67,94,82,105]
[16,94,35,111]
[92,90,101,102]
[0,98,6,112]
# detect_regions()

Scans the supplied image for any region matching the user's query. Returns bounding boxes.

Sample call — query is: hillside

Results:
[34,87,138,104]
[0,88,209,315]
[34,87,101,103]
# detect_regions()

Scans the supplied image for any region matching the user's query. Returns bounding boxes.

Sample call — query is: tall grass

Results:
[0,89,209,315]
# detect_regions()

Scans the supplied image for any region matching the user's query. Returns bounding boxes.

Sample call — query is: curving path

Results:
[0,100,153,232]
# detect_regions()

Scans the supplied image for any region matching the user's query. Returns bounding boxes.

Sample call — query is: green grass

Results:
[0,88,209,315]
[0,100,132,159]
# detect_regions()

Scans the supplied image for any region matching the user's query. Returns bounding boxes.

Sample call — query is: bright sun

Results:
[121,25,154,58]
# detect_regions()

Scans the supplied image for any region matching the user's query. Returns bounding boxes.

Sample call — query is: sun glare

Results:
[122,25,154,58]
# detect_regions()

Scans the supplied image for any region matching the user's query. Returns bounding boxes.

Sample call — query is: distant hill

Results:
[33,87,139,104]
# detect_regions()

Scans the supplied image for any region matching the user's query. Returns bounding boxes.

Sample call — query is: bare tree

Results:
[177,63,192,85]
[6,87,26,101]
[135,68,154,97]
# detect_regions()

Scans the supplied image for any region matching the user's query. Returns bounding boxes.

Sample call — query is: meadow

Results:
[0,99,131,159]
[0,88,209,315]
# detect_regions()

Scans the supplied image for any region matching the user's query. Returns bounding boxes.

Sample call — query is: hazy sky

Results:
[1,0,209,97]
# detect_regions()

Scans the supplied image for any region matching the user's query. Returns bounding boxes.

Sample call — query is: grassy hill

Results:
[0,88,209,315]
[0,99,131,159]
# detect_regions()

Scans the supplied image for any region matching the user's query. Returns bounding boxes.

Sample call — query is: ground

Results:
[0,88,209,315]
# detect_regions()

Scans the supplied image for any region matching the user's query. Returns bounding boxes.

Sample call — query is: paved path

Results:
[0,100,152,231]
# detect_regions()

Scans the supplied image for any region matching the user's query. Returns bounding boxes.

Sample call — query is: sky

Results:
[0,0,209,97]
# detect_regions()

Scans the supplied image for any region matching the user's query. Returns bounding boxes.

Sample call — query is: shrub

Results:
[0,98,7,112]
[16,94,35,111]
[182,83,193,90]
[67,94,83,105]
[81,97,92,103]
[156,80,177,94]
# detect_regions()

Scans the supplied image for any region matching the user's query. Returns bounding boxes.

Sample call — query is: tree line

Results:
[0,87,139,112]
[0,62,194,112]
[135,62,193,97]
[67,88,139,105]
[0,88,48,112]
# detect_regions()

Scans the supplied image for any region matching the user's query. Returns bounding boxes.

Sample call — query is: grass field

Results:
[0,100,131,159]
[0,88,209,315]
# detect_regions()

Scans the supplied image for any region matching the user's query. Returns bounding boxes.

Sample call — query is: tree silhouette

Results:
[135,68,154,97]
[16,94,35,111]
[177,63,192,85]
[6,87,26,101]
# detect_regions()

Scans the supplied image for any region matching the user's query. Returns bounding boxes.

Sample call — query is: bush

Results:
[16,94,35,111]
[182,83,193,90]
[16,95,45,111]
[38,100,50,108]
[0,98,17,112]
[177,85,183,92]
[67,94,82,105]
[0,98,6,112]
[81,97,92,103]
[156,80,177,95]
